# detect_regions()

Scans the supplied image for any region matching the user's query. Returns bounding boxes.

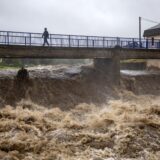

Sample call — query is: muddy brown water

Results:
[0,65,160,160]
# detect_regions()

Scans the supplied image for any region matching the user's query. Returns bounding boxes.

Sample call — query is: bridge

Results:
[0,30,160,84]
[0,30,160,59]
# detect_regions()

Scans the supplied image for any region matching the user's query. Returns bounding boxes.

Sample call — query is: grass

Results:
[121,59,146,63]
[0,64,20,70]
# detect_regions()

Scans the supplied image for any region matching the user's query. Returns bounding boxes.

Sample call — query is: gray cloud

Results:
[0,0,159,37]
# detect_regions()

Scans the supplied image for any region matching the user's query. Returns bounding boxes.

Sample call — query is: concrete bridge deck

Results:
[0,45,160,59]
[1,30,160,59]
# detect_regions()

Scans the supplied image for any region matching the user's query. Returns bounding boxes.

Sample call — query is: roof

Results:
[143,24,160,37]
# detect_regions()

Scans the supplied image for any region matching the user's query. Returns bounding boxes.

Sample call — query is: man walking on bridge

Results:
[42,28,49,46]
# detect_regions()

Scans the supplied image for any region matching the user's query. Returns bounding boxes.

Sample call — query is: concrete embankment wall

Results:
[121,62,146,70]
[121,74,160,95]
[147,60,160,69]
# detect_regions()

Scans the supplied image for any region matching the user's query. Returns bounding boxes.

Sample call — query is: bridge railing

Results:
[0,31,160,49]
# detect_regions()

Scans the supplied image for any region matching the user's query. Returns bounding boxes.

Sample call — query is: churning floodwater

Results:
[0,64,83,79]
[121,70,160,76]
[0,65,160,160]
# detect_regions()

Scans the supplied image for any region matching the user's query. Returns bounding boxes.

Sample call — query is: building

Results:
[143,24,160,49]
[144,24,160,69]
[143,24,160,39]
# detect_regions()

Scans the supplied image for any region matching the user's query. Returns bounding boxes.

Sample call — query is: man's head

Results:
[44,28,47,31]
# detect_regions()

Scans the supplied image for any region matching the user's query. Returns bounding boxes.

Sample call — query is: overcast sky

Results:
[0,0,160,37]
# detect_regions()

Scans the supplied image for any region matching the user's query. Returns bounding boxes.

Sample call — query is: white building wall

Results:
[147,35,160,40]
[144,35,160,49]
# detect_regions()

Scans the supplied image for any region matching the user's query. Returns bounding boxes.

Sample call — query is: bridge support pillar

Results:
[94,52,120,85]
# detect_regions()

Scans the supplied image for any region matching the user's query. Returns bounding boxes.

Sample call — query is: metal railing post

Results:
[69,35,71,47]
[103,37,105,48]
[61,38,63,47]
[78,39,79,48]
[92,40,94,47]
[50,34,52,46]
[25,36,26,46]
[106,40,108,48]
[29,33,31,46]
[7,32,9,45]
[132,38,135,48]
[86,36,88,47]
[117,37,120,46]
[4,35,6,45]
[121,41,123,48]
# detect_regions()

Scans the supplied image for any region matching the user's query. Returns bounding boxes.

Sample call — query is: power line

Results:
[141,17,159,24]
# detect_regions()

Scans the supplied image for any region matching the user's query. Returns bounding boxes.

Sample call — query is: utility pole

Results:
[139,16,142,46]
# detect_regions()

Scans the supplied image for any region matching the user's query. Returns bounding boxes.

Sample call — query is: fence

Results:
[0,31,160,49]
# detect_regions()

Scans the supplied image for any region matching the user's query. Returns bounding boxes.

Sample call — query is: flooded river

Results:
[0,65,159,160]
